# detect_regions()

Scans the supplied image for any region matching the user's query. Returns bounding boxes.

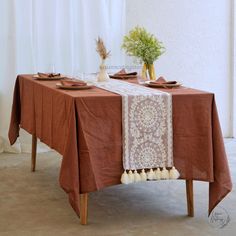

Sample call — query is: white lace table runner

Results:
[94,79,180,183]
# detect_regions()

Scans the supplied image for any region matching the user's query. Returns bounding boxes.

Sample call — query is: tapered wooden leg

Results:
[31,134,37,172]
[186,180,194,217]
[80,193,88,225]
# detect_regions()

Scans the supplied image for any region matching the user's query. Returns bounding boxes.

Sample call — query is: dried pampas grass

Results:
[96,37,110,60]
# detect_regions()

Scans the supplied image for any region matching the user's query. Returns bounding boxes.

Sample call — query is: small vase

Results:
[97,60,110,82]
[141,63,156,81]
[141,63,148,79]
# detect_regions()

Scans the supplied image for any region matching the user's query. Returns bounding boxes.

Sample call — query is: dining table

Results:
[8,74,232,225]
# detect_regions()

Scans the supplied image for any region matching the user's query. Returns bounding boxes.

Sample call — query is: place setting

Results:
[144,76,182,88]
[56,79,93,90]
[109,68,137,80]
[32,71,94,90]
[33,72,66,80]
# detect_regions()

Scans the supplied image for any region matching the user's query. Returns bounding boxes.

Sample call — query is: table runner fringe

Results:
[121,167,180,184]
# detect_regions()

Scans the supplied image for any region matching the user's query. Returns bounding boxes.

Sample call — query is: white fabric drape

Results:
[0,0,126,153]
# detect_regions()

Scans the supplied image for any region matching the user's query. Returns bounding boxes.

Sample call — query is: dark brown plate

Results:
[145,81,182,88]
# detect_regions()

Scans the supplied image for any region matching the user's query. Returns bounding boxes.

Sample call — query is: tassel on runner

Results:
[155,168,161,180]
[147,169,155,180]
[128,170,134,183]
[134,170,141,182]
[160,167,169,179]
[121,171,130,184]
[169,167,180,179]
[140,169,147,181]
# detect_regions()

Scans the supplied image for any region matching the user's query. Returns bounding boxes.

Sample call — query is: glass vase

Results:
[97,60,110,82]
[141,63,156,81]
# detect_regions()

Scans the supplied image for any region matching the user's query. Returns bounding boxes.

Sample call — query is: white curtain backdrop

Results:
[0,0,126,153]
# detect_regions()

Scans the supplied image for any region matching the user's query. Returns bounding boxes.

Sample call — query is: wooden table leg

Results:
[80,193,88,225]
[31,134,37,172]
[186,180,194,217]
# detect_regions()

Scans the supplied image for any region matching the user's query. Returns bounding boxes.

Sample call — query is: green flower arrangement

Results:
[122,26,165,80]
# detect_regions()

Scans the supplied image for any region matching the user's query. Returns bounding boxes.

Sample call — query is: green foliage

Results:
[122,26,165,64]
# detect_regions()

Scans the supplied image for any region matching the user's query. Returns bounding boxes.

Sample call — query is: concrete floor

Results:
[0,139,235,236]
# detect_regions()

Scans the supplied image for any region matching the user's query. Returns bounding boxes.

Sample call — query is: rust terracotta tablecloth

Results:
[8,75,232,217]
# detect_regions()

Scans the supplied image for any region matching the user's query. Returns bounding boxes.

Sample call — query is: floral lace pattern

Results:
[94,80,173,170]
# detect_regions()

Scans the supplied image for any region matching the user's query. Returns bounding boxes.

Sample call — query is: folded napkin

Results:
[38,72,61,78]
[60,79,87,87]
[149,76,177,85]
[115,69,137,76]
[109,69,137,79]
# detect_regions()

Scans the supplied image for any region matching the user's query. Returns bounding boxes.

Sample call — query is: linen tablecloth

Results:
[8,75,232,216]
